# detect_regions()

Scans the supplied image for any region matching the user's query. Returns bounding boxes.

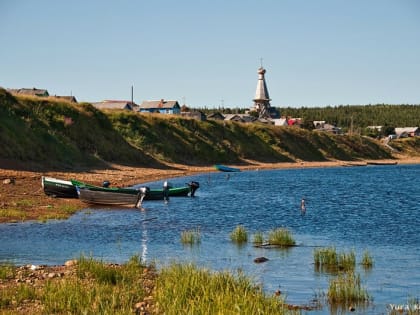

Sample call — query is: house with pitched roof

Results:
[8,87,49,97]
[395,127,420,138]
[91,100,137,111]
[138,99,181,114]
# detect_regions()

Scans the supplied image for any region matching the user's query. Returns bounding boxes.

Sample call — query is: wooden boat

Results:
[41,176,78,198]
[214,164,240,172]
[71,180,199,203]
[76,186,148,207]
[367,160,398,166]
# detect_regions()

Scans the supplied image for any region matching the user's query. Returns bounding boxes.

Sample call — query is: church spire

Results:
[253,66,271,118]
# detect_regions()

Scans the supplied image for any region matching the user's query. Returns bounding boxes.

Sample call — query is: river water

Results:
[1,164,419,314]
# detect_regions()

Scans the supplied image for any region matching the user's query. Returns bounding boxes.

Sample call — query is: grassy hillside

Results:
[2,88,416,170]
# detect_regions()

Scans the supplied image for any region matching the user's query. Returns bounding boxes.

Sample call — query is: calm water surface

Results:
[1,164,419,314]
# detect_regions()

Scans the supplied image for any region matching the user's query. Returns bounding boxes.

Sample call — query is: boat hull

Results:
[71,180,195,203]
[214,164,240,172]
[76,186,142,207]
[42,176,78,198]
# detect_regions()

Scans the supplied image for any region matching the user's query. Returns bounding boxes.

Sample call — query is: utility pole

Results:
[131,85,134,104]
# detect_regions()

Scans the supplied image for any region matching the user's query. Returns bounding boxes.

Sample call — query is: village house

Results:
[91,100,138,111]
[313,120,342,134]
[139,99,181,114]
[395,127,420,138]
[8,87,49,97]
[224,114,256,123]
[207,112,225,120]
[180,110,207,121]
[53,95,78,103]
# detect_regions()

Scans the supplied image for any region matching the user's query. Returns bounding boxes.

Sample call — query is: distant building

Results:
[180,110,207,121]
[53,95,78,103]
[224,114,256,123]
[8,87,49,97]
[207,112,225,120]
[395,127,420,138]
[252,67,280,119]
[314,122,342,134]
[139,99,181,114]
[91,100,137,111]
[272,118,288,126]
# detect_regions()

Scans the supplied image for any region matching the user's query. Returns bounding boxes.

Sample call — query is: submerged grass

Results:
[230,225,248,243]
[181,228,201,245]
[360,250,374,269]
[314,247,355,272]
[327,271,371,305]
[253,231,264,245]
[154,263,296,315]
[267,228,296,246]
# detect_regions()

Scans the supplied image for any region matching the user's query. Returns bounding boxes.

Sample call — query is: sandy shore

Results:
[1,156,420,223]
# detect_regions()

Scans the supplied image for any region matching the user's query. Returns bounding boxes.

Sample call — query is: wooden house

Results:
[207,112,225,120]
[139,99,181,114]
[8,88,49,97]
[91,100,137,111]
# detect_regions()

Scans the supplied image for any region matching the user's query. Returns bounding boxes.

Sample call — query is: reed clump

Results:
[267,228,296,246]
[181,228,201,245]
[154,263,295,315]
[230,225,248,243]
[327,271,371,305]
[314,247,355,272]
[360,250,374,268]
[252,231,264,245]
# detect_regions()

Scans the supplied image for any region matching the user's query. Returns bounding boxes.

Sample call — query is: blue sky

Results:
[1,0,419,108]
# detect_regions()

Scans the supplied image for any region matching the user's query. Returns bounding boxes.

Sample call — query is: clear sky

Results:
[1,0,419,108]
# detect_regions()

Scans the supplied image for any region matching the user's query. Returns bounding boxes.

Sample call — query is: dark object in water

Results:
[254,257,269,263]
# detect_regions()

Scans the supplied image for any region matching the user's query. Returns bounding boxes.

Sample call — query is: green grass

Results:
[252,231,264,245]
[327,271,371,305]
[154,263,296,315]
[0,208,26,222]
[267,228,296,246]
[230,225,248,243]
[314,247,355,272]
[41,255,147,314]
[0,264,15,280]
[1,87,406,169]
[181,228,201,245]
[360,250,374,269]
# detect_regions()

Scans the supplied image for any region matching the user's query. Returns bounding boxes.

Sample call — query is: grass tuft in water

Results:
[181,228,201,245]
[267,228,296,246]
[252,231,264,245]
[154,263,295,315]
[314,247,355,272]
[360,250,374,269]
[230,225,248,243]
[327,271,371,305]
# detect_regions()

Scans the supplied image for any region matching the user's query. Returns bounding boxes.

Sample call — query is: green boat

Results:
[71,180,199,202]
